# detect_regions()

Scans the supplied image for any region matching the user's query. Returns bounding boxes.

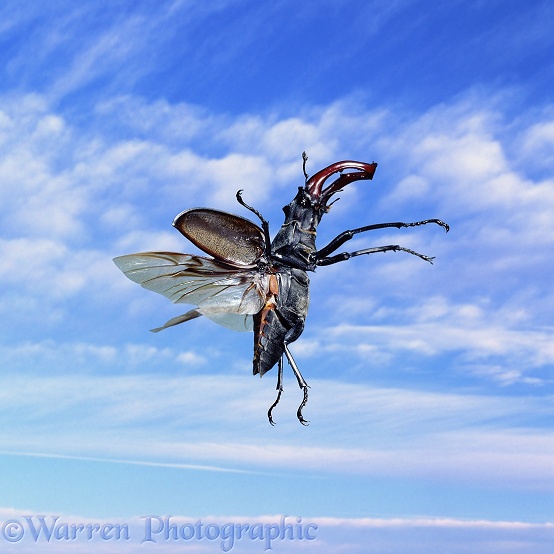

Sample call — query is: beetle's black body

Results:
[114,154,448,425]
[251,265,311,422]
[253,267,309,375]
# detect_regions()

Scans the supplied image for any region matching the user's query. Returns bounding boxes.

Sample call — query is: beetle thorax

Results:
[270,187,325,270]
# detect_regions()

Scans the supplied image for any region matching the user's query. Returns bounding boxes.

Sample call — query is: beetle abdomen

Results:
[253,273,283,376]
[253,268,310,377]
[253,302,287,377]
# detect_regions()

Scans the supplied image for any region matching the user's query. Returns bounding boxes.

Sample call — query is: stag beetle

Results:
[113,153,448,425]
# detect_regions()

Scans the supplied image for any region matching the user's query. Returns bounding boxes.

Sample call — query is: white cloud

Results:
[521,118,554,170]
[0,340,209,380]
[2,89,554,437]
[314,515,554,529]
[0,370,551,489]
[325,300,554,370]
[176,351,207,366]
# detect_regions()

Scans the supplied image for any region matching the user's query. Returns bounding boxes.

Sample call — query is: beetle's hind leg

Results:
[267,357,284,426]
[283,344,310,426]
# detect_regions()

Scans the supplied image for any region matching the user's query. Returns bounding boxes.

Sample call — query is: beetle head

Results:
[280,186,320,230]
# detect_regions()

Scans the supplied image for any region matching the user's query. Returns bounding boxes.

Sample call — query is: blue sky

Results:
[0,1,553,552]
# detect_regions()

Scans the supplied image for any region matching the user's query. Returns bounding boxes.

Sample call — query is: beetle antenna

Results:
[302,151,309,182]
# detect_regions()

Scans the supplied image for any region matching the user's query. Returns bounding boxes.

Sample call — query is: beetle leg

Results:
[236,190,272,256]
[315,219,449,259]
[316,245,437,266]
[283,343,310,426]
[267,357,284,426]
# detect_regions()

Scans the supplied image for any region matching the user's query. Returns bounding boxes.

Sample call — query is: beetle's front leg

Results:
[236,189,272,256]
[315,219,449,260]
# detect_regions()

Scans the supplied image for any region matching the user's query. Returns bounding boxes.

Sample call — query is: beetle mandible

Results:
[113,153,449,425]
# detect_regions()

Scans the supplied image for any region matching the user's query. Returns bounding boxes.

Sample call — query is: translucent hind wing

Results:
[113,252,269,315]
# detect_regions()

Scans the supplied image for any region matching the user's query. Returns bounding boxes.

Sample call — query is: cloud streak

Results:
[0,371,551,489]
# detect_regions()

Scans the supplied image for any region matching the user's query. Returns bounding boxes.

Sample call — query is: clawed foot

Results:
[296,386,309,426]
[267,389,282,426]
[266,386,309,425]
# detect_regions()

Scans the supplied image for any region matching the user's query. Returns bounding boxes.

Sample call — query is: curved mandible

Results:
[306,160,378,202]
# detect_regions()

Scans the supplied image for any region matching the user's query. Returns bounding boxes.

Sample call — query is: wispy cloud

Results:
[2,87,554,397]
[0,371,552,489]
[2,0,554,544]
[309,299,554,383]
[0,451,254,475]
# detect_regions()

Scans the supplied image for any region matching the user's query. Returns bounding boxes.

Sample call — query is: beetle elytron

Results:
[113,153,448,425]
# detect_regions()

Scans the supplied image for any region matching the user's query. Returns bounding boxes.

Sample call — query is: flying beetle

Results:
[113,153,448,425]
